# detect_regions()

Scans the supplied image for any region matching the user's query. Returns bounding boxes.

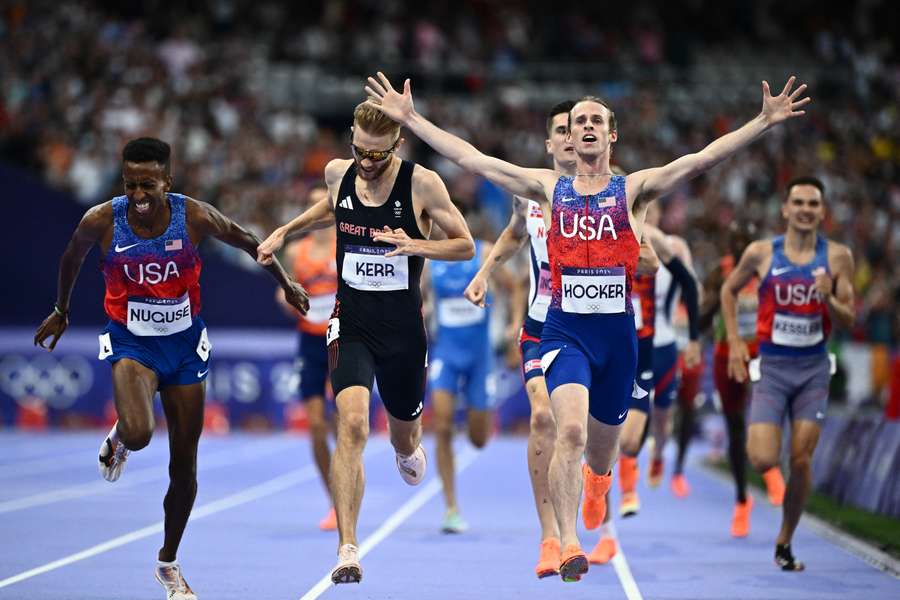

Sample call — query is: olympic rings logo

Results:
[0,354,94,409]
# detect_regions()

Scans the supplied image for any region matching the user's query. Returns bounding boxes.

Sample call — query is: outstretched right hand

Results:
[34,311,68,351]
[727,338,750,383]
[464,275,489,308]
[365,72,415,124]
[257,228,285,265]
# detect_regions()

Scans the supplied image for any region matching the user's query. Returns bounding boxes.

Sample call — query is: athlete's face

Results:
[782,184,824,233]
[545,113,575,171]
[351,126,402,182]
[122,161,171,221]
[568,101,617,158]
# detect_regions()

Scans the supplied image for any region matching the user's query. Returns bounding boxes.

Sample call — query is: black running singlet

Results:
[332,160,426,328]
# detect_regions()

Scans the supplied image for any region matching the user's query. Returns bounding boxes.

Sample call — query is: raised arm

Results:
[373,167,474,261]
[34,203,110,350]
[721,240,770,382]
[189,199,309,314]
[365,72,554,199]
[465,196,529,307]
[627,77,810,209]
[818,243,855,329]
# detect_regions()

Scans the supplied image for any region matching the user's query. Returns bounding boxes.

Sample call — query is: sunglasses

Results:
[350,138,399,162]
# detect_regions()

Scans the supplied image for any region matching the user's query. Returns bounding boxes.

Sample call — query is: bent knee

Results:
[530,408,555,437]
[340,412,369,444]
[118,424,153,451]
[747,448,778,473]
[557,422,587,451]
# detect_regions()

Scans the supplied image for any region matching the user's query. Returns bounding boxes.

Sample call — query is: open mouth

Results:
[134,200,151,214]
[582,134,597,143]
[564,145,575,152]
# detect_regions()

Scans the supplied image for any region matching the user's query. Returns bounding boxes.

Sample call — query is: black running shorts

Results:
[328,316,428,421]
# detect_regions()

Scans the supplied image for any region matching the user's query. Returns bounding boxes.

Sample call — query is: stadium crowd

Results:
[2,1,898,392]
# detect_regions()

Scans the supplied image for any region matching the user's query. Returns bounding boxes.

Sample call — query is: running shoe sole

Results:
[559,555,589,582]
[331,564,362,584]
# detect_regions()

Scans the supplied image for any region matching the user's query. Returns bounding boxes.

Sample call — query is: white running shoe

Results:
[331,544,362,584]
[396,445,426,486]
[98,423,129,482]
[155,562,198,600]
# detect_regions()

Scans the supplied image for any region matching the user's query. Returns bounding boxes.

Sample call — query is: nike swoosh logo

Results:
[114,243,142,252]
[197,369,209,378]
[771,267,793,276]
[618,410,627,419]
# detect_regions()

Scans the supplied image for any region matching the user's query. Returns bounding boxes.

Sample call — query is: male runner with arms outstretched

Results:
[367,71,809,582]
[722,177,854,570]
[34,137,309,600]
[257,103,474,585]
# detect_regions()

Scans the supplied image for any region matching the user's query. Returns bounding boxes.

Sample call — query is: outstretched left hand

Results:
[761,76,811,127]
[373,226,420,257]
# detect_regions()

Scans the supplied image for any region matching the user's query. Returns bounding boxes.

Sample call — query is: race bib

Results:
[631,294,643,330]
[561,267,626,314]
[305,293,336,325]
[528,262,552,321]
[748,357,761,382]
[126,293,191,336]
[437,297,485,327]
[98,332,113,360]
[342,245,409,291]
[771,313,823,347]
[326,318,340,346]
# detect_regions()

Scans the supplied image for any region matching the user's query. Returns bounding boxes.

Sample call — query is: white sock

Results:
[110,425,121,445]
[599,522,617,538]
[157,559,178,569]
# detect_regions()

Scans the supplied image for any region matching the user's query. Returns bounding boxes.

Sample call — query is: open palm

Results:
[365,72,414,123]
[761,76,810,126]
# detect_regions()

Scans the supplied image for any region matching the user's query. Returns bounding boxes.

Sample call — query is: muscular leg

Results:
[725,410,748,502]
[747,422,783,475]
[331,386,370,548]
[525,377,558,541]
[650,405,671,462]
[467,408,491,449]
[432,389,458,512]
[674,403,695,475]
[157,382,205,562]
[584,417,621,476]
[386,411,422,457]
[618,410,648,457]
[111,359,158,450]
[306,396,333,502]
[548,383,589,549]
[777,420,820,546]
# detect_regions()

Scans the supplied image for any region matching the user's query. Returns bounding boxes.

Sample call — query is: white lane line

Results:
[611,550,644,600]
[0,464,318,589]
[0,438,296,514]
[299,447,481,600]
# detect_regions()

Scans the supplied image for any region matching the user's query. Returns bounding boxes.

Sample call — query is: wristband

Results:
[53,303,68,318]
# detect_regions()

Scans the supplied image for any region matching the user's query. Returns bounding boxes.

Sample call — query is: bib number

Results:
[437,297,485,327]
[126,293,191,336]
[771,313,823,347]
[342,245,409,291]
[561,267,626,314]
[326,318,340,346]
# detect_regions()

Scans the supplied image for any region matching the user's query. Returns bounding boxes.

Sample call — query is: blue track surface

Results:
[0,431,896,599]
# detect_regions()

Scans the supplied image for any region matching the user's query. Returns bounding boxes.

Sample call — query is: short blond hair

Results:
[353,102,401,137]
